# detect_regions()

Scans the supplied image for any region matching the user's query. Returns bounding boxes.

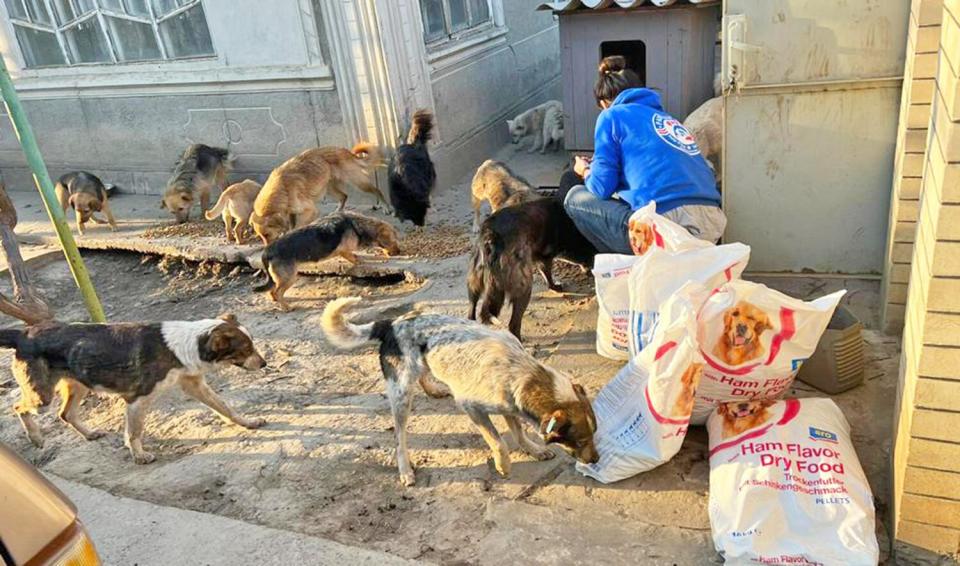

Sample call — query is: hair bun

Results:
[599,55,627,75]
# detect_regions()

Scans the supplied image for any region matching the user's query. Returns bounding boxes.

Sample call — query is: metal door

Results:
[722,0,910,273]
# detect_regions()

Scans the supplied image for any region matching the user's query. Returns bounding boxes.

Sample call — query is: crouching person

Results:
[560,56,726,253]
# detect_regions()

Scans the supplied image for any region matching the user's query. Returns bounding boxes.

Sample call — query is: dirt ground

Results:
[0,149,899,564]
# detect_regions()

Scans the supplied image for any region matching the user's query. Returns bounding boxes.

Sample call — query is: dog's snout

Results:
[737,403,749,412]
[736,323,748,335]
[244,354,267,370]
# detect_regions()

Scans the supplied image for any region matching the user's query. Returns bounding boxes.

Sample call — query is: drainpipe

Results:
[0,57,106,323]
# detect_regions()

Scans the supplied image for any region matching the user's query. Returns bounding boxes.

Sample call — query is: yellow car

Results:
[0,442,100,565]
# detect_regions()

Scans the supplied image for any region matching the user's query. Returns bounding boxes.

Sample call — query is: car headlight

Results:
[47,522,100,566]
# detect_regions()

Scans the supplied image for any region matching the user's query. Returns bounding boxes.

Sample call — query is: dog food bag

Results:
[626,201,713,256]
[593,201,714,360]
[577,283,706,483]
[692,280,845,424]
[626,243,750,359]
[706,398,879,565]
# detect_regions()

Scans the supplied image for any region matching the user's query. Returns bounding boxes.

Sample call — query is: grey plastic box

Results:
[797,305,865,394]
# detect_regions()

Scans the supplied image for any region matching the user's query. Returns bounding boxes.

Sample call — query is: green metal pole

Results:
[0,58,105,323]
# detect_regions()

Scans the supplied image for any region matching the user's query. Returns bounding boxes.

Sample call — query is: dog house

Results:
[537,1,720,151]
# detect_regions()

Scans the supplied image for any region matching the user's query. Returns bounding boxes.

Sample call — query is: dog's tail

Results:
[0,328,24,349]
[204,189,231,220]
[320,297,378,350]
[407,109,434,146]
[351,142,384,167]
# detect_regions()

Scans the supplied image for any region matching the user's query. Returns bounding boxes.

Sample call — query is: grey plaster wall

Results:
[0,88,347,195]
[429,5,563,192]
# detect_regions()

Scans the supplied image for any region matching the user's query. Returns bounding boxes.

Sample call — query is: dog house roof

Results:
[536,0,717,12]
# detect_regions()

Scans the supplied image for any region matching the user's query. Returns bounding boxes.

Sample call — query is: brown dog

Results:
[204,179,262,243]
[250,144,387,245]
[253,212,400,311]
[55,172,118,236]
[470,159,535,233]
[628,218,656,256]
[718,399,775,439]
[162,144,233,223]
[713,301,772,366]
[671,363,703,417]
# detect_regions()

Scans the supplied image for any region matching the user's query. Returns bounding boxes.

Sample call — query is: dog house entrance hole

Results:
[600,40,647,86]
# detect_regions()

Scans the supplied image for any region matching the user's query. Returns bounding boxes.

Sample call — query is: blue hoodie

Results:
[586,88,720,214]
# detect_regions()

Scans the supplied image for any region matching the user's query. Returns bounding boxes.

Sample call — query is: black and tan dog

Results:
[4,314,266,464]
[468,198,597,340]
[55,171,118,236]
[162,144,233,223]
[254,211,401,311]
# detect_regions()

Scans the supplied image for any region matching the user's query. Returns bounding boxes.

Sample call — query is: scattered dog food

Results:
[402,222,471,259]
[141,219,223,239]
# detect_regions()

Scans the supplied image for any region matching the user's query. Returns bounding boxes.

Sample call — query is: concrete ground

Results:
[0,144,897,564]
[52,476,413,565]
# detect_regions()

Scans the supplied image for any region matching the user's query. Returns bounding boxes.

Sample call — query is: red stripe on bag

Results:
[707,399,802,457]
[654,341,677,361]
[764,308,795,366]
[644,387,691,426]
[652,223,665,248]
[701,351,761,376]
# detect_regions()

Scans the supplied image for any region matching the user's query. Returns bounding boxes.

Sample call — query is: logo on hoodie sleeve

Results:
[652,114,701,156]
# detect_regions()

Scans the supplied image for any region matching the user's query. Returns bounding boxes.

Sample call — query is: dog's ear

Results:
[755,311,773,335]
[160,199,167,209]
[68,193,79,210]
[571,384,597,433]
[506,119,514,129]
[219,313,238,325]
[760,399,775,408]
[208,329,231,353]
[540,410,570,444]
[717,403,730,416]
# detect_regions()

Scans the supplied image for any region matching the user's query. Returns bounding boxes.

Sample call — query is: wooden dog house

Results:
[537,1,720,151]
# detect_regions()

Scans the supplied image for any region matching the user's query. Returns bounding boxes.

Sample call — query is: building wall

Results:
[0,0,347,195]
[425,2,561,191]
[881,0,944,334]
[892,0,960,560]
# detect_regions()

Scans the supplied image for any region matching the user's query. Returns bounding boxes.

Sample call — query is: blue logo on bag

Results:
[809,427,839,443]
[652,114,700,156]
[791,359,806,371]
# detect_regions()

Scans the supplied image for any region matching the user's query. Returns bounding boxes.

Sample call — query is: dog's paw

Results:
[133,451,156,465]
[548,283,563,293]
[493,457,512,478]
[527,446,556,461]
[243,417,266,429]
[85,429,107,441]
[399,470,416,486]
[28,435,45,449]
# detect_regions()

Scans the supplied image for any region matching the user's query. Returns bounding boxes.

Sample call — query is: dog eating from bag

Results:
[706,398,879,565]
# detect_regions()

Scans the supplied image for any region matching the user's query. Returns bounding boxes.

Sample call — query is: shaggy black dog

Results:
[467,197,597,340]
[388,110,435,226]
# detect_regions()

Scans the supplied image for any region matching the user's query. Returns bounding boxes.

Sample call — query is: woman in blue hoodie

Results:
[561,56,726,254]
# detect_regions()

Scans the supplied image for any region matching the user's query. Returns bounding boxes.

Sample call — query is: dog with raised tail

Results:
[388,109,436,226]
[320,297,599,486]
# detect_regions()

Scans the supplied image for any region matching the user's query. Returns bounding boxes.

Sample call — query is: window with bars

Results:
[3,0,214,68]
[419,0,492,44]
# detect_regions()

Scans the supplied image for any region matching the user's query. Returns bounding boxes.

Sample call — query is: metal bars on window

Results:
[2,0,213,67]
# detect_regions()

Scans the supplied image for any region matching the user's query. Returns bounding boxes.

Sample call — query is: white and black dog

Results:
[321,297,598,486]
[4,314,266,464]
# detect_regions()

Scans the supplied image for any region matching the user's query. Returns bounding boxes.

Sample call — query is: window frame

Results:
[3,0,215,68]
[421,0,494,48]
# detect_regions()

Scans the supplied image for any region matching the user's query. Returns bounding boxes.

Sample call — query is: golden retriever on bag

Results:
[713,301,772,366]
[671,363,703,417]
[718,399,775,439]
[250,144,387,245]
